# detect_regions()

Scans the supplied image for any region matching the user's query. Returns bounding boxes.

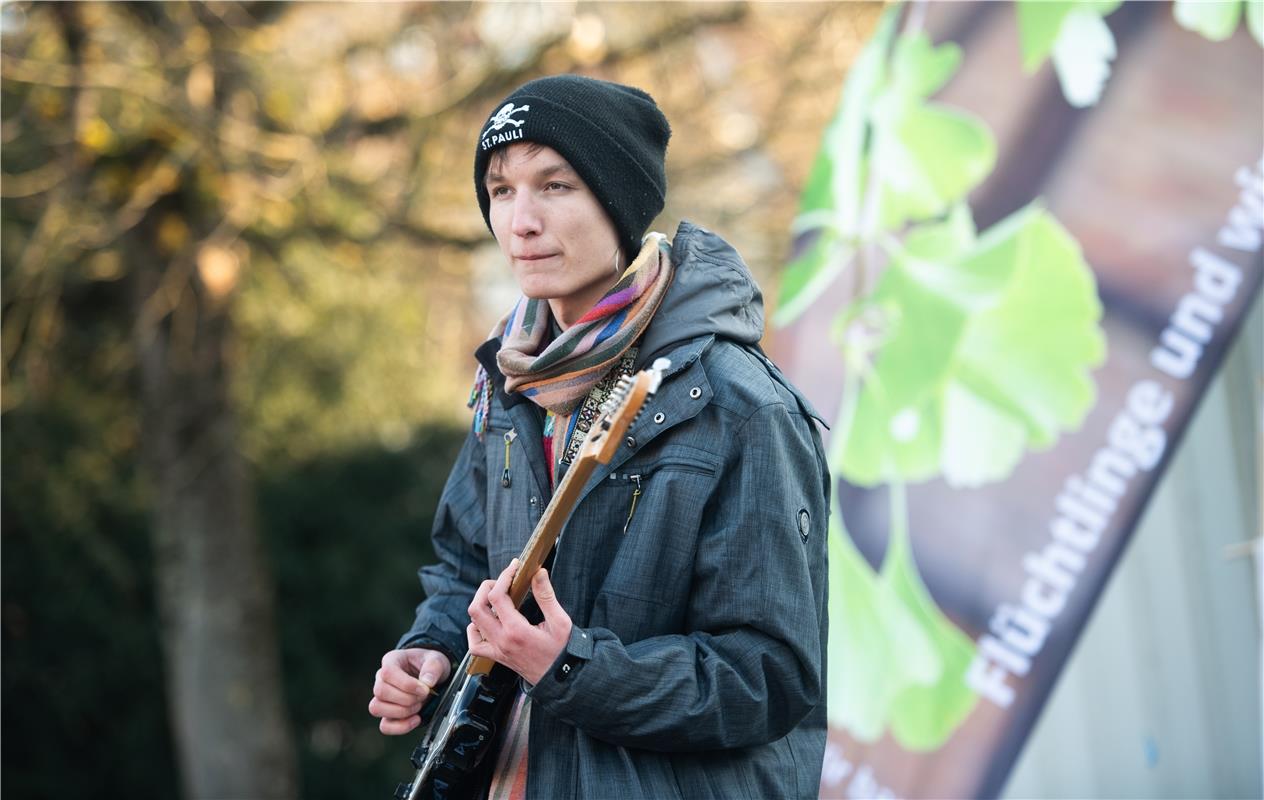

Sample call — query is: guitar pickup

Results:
[444,712,495,771]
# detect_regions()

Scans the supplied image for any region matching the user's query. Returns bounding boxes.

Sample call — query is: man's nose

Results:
[510,193,542,238]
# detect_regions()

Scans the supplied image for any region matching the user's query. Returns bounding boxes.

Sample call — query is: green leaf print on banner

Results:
[776,23,997,326]
[1016,2,1122,69]
[881,483,980,751]
[825,482,979,751]
[794,8,1113,755]
[863,33,997,233]
[775,8,898,327]
[1250,0,1264,45]
[1015,1,1078,70]
[1174,0,1264,45]
[1174,0,1245,41]
[1016,1,1122,108]
[825,512,940,742]
[837,203,1106,488]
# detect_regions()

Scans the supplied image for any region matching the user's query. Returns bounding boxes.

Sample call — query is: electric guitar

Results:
[393,357,671,800]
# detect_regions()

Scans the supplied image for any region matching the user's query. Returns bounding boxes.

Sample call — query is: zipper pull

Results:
[502,429,517,488]
[623,475,642,534]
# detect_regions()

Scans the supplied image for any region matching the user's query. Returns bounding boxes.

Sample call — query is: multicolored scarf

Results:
[469,232,674,464]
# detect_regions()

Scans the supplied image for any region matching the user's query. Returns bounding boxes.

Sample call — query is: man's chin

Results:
[518,287,559,301]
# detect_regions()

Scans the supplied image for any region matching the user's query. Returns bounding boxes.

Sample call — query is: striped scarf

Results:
[469,232,673,460]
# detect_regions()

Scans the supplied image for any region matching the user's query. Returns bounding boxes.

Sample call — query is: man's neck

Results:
[547,277,620,330]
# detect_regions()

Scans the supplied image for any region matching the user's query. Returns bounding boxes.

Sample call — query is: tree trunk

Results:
[133,243,298,799]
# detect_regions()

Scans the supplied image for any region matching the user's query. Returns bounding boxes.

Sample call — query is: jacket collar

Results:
[636,220,764,365]
[572,335,717,503]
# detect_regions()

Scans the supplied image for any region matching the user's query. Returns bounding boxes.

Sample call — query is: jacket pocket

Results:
[590,590,677,644]
[603,455,718,537]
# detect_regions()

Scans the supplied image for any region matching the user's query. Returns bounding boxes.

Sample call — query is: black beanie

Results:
[473,74,671,259]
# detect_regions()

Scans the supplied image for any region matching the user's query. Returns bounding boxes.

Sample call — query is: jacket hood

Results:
[638,220,765,362]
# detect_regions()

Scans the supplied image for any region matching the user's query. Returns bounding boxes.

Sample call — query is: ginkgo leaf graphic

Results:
[1016,1,1122,108]
[881,491,980,750]
[862,33,997,232]
[776,8,898,327]
[826,482,979,752]
[1174,0,1247,42]
[826,512,940,742]
[837,203,1106,488]
[777,24,996,327]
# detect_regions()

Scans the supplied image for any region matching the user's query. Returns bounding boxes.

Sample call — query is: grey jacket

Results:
[400,221,831,799]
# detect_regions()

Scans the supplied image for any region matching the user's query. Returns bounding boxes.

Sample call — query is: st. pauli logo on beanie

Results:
[481,102,531,151]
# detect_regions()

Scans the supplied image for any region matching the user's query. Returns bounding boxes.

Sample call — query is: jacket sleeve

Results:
[396,428,488,667]
[526,401,831,751]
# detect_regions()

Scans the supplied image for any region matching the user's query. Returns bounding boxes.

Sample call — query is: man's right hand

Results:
[369,648,453,735]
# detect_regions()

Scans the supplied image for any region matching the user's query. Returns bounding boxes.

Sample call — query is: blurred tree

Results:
[4,3,300,797]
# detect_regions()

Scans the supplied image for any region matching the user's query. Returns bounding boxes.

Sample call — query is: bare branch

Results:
[1,55,323,169]
[1,161,68,198]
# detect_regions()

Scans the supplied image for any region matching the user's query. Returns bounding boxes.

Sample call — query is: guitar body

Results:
[396,662,517,800]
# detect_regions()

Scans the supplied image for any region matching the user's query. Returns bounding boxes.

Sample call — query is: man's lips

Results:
[514,253,559,261]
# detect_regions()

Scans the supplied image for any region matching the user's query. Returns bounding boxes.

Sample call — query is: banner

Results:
[769,3,1263,797]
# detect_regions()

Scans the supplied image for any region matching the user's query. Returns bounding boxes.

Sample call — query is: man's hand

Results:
[467,559,572,685]
[369,648,452,735]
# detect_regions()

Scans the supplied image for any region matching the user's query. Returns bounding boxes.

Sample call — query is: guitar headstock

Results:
[578,357,671,465]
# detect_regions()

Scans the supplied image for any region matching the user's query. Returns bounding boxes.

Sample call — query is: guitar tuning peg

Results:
[647,358,670,394]
[394,782,412,800]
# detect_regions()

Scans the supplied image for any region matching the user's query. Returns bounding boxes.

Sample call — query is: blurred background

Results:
[0,2,884,798]
[2,2,1261,799]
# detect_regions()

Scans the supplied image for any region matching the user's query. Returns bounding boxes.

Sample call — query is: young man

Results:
[370,75,830,799]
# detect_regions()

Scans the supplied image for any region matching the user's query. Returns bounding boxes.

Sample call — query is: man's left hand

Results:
[467,559,573,685]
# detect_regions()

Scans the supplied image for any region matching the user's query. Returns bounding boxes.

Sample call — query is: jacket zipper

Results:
[622,475,643,534]
[501,429,517,488]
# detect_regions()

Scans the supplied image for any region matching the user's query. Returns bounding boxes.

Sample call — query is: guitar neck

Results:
[467,453,599,676]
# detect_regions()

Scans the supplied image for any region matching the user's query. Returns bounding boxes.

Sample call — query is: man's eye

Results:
[490,186,510,197]
[545,182,570,191]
